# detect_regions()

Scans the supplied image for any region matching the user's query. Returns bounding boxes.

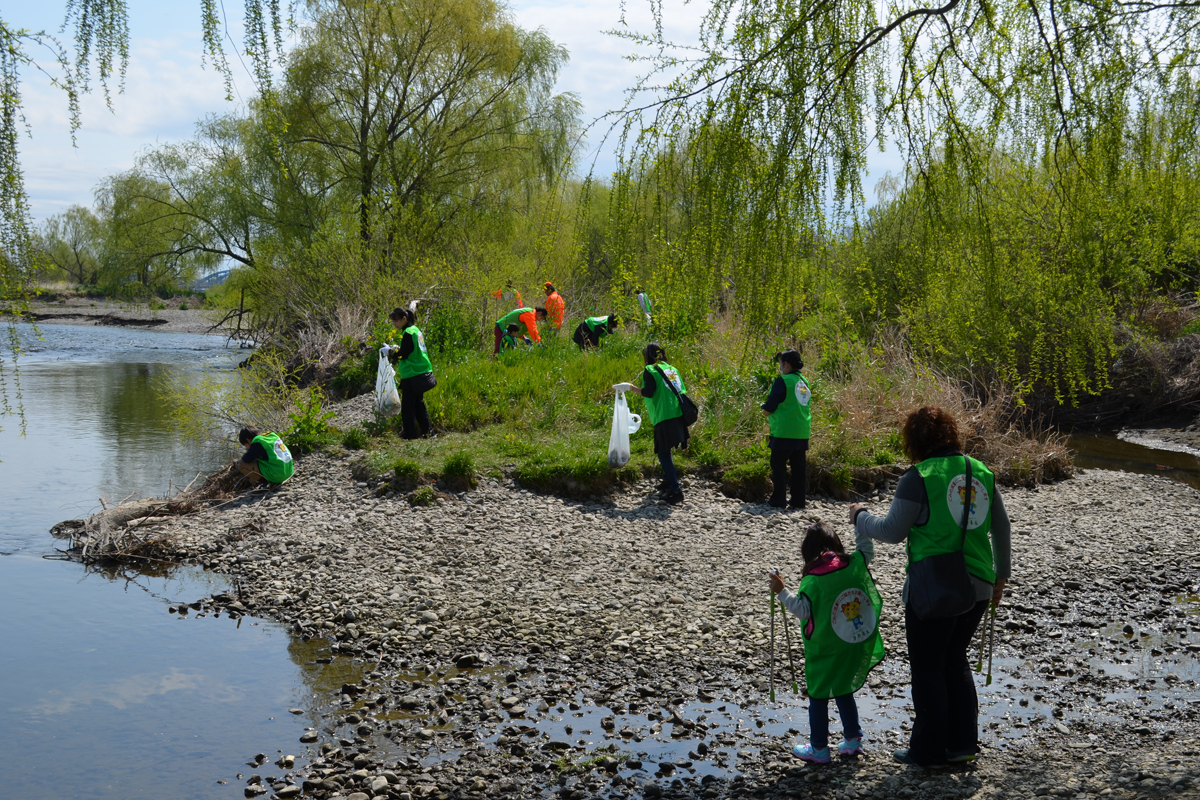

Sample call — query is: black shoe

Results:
[893,749,947,769]
[768,497,787,508]
[656,481,670,494]
[664,491,684,505]
[789,501,806,510]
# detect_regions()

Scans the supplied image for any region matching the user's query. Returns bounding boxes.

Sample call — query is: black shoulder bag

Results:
[907,455,977,620]
[654,365,699,426]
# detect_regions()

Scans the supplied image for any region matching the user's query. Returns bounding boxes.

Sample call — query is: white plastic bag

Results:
[374,347,401,417]
[608,390,632,468]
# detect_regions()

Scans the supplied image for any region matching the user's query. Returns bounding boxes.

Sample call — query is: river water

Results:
[0,323,319,800]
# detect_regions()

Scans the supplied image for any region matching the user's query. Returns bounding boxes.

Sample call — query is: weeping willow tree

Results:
[0,1,292,439]
[604,0,1200,395]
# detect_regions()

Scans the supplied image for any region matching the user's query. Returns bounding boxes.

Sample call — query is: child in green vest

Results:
[617,342,689,505]
[500,323,529,350]
[768,521,884,764]
[761,349,811,509]
[235,426,294,485]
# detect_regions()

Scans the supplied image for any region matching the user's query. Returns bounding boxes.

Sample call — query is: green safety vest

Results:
[796,551,885,699]
[397,325,433,380]
[251,432,294,484]
[768,372,812,440]
[643,362,686,426]
[584,316,610,335]
[496,307,534,331]
[909,455,997,583]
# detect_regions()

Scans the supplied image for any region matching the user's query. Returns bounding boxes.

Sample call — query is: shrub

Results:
[392,458,422,491]
[409,486,437,506]
[440,452,477,492]
[284,388,337,455]
[342,427,368,450]
[720,461,773,502]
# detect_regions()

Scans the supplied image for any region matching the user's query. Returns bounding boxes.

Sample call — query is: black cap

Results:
[777,349,803,369]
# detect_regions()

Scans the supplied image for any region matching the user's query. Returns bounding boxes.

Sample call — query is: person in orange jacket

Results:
[493,306,547,354]
[543,282,565,332]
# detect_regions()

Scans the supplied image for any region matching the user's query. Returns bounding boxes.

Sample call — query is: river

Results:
[0,323,319,800]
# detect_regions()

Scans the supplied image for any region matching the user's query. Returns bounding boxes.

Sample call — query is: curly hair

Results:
[902,406,962,462]
[801,522,846,575]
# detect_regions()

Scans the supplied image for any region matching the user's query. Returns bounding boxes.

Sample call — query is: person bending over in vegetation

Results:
[849,406,1011,768]
[491,280,522,309]
[572,315,619,349]
[235,426,294,485]
[493,306,546,354]
[769,521,884,764]
[386,307,438,440]
[500,323,530,350]
[620,343,689,505]
[543,282,565,332]
[762,349,812,509]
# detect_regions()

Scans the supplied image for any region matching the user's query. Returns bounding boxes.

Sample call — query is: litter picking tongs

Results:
[768,570,801,701]
[975,601,997,686]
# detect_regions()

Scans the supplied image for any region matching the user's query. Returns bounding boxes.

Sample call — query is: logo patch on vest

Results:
[661,367,681,392]
[274,439,293,464]
[830,587,877,643]
[946,474,989,530]
[794,380,811,406]
[417,330,428,353]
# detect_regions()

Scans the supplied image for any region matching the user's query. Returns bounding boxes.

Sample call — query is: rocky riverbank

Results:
[118,452,1200,800]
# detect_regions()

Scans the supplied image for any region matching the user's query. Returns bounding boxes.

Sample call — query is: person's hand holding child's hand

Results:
[768,569,784,595]
[848,502,866,525]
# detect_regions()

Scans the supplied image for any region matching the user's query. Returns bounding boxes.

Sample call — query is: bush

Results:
[440,452,477,492]
[409,486,437,506]
[284,388,338,454]
[392,458,422,491]
[342,427,368,450]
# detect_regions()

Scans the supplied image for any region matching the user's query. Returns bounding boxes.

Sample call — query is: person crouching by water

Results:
[769,521,884,763]
[236,426,294,485]
[849,406,1011,768]
[623,343,688,505]
[762,349,811,509]
[387,306,438,440]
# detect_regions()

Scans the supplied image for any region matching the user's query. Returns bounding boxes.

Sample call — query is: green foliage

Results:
[720,461,772,502]
[440,452,478,491]
[341,426,368,450]
[408,486,437,506]
[283,387,337,455]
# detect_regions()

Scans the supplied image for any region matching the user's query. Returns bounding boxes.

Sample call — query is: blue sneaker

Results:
[837,737,864,757]
[792,744,831,764]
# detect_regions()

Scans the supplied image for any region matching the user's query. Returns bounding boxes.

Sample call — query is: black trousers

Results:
[572,323,599,349]
[904,598,990,765]
[399,374,435,440]
[769,447,806,505]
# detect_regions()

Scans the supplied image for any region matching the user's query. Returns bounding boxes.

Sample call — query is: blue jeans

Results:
[658,450,680,493]
[809,693,862,750]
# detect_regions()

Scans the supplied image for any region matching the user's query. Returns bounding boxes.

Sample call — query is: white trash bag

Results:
[374,346,401,417]
[608,390,633,468]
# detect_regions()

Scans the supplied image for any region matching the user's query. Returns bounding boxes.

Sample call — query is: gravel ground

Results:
[134,450,1200,800]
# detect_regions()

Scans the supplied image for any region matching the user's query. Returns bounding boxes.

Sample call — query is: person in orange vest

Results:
[493,306,546,354]
[543,282,565,332]
[491,280,523,309]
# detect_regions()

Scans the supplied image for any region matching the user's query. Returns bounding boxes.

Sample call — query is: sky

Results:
[11,0,903,222]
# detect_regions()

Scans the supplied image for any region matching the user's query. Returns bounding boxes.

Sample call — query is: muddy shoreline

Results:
[99,447,1200,800]
[15,300,224,336]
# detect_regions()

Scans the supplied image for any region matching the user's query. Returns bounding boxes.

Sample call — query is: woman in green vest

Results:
[622,343,688,504]
[849,406,1012,768]
[572,314,619,349]
[769,521,884,763]
[761,349,811,509]
[235,426,294,485]
[387,306,437,440]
